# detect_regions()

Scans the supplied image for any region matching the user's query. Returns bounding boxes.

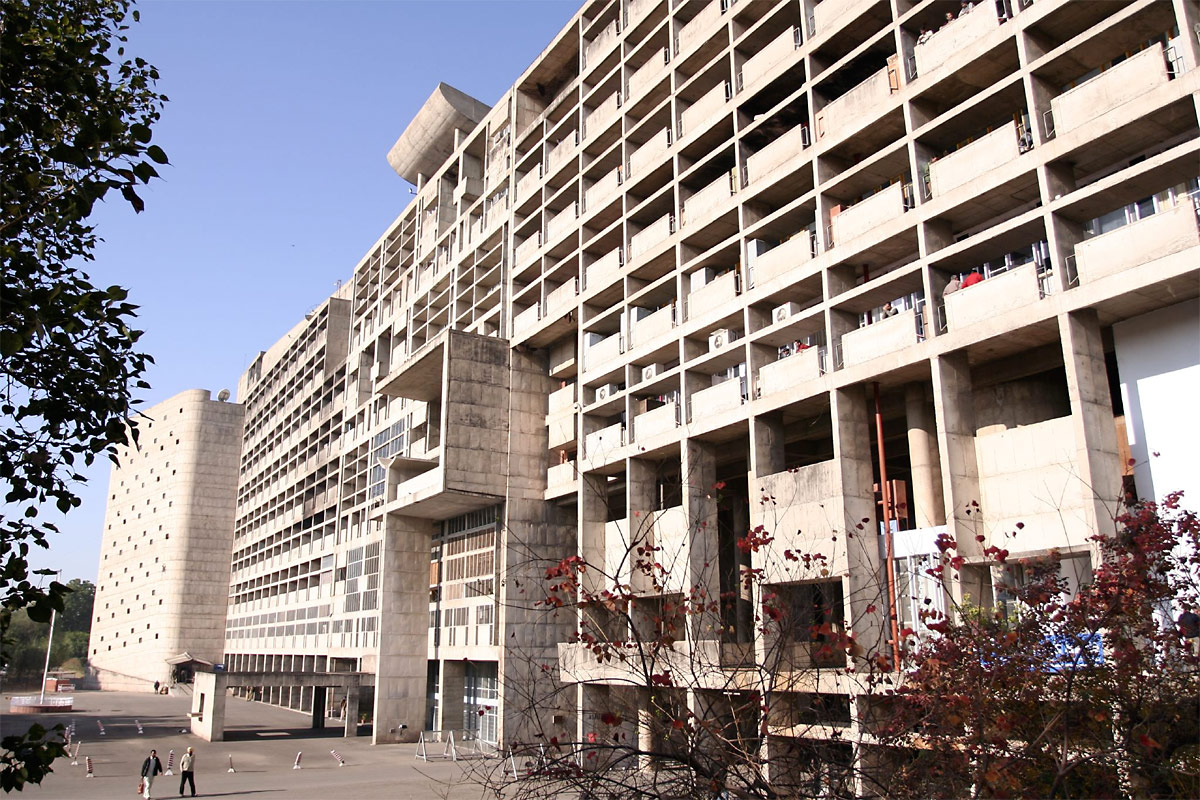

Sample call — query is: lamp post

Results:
[38,571,61,704]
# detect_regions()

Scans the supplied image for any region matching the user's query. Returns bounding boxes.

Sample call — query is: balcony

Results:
[677,0,725,56]
[628,128,673,176]
[585,331,623,372]
[585,92,622,140]
[630,213,675,259]
[927,121,1021,198]
[547,133,579,175]
[548,382,575,415]
[515,166,542,204]
[748,231,815,287]
[811,0,866,38]
[558,637,724,685]
[912,4,1002,79]
[633,401,680,442]
[751,461,848,581]
[944,263,1044,330]
[545,277,580,318]
[1049,45,1170,138]
[681,170,736,229]
[584,248,623,293]
[548,409,576,450]
[744,123,809,185]
[584,19,620,71]
[584,167,623,213]
[629,303,676,348]
[816,65,895,144]
[584,421,625,461]
[830,182,909,246]
[628,48,671,102]
[740,26,800,92]
[689,377,744,419]
[628,0,657,29]
[514,232,543,269]
[512,303,541,337]
[756,346,821,399]
[1074,201,1200,283]
[545,462,577,499]
[546,203,579,244]
[686,269,739,319]
[840,308,922,367]
[679,81,731,139]
[975,416,1089,551]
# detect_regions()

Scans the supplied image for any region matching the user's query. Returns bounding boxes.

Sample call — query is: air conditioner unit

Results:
[773,302,802,324]
[595,383,621,402]
[709,328,735,351]
[641,363,666,382]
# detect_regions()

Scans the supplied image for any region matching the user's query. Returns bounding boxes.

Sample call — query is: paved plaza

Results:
[9,691,496,799]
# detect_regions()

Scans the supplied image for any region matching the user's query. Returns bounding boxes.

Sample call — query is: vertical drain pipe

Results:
[874,382,902,669]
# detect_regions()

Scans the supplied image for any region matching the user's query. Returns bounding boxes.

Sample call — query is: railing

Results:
[11,695,74,708]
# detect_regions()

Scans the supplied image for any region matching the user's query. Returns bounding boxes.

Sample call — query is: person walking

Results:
[178,746,197,797]
[139,749,163,799]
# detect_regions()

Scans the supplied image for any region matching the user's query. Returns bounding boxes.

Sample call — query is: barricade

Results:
[135,719,144,735]
[97,720,105,736]
[165,749,175,775]
[227,754,235,773]
[69,742,80,765]
[415,730,458,762]
[85,756,94,777]
[330,749,345,767]
[293,751,303,770]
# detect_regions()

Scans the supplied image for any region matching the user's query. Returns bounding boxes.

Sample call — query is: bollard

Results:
[330,749,345,767]
[165,749,175,776]
[135,719,144,735]
[292,751,303,770]
[70,742,81,765]
[227,754,235,773]
[85,756,94,778]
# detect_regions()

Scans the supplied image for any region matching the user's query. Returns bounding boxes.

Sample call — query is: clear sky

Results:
[27,0,580,583]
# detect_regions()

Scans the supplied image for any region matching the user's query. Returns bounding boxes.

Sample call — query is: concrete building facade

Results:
[89,389,244,690]
[92,0,1198,781]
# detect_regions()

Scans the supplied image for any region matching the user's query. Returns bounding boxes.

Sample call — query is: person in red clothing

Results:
[961,269,984,288]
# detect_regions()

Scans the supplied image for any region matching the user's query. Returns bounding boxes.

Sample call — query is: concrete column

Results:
[311,686,326,729]
[437,659,466,733]
[749,412,785,479]
[905,383,945,528]
[373,514,435,743]
[628,457,658,570]
[344,681,360,738]
[637,690,655,770]
[1059,310,1121,540]
[931,352,983,565]
[1171,0,1199,71]
[830,388,887,662]
[681,439,720,641]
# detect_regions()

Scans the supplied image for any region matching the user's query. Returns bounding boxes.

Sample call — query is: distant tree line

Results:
[3,579,94,687]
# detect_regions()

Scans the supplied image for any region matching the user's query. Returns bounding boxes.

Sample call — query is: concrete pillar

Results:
[830,388,887,662]
[905,383,945,528]
[931,352,983,565]
[312,686,326,729]
[373,514,434,743]
[344,681,360,738]
[437,659,466,732]
[1059,310,1121,540]
[189,672,227,742]
[749,412,785,479]
[681,439,720,641]
[628,457,658,581]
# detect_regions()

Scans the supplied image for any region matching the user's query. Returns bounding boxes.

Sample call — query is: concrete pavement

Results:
[12,691,495,799]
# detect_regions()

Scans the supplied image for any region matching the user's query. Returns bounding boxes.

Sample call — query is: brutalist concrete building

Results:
[89,389,244,690]
[100,0,1199,776]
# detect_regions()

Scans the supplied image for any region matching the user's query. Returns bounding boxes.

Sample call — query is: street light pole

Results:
[39,607,58,704]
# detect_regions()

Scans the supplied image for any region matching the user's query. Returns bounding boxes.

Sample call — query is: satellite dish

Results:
[217,389,231,402]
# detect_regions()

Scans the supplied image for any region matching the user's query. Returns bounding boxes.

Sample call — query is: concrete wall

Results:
[1113,299,1200,511]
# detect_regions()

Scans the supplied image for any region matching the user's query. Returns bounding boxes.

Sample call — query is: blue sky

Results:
[29,0,579,583]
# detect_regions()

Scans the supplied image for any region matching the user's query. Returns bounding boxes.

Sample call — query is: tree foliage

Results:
[0,0,165,789]
[479,484,1200,799]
